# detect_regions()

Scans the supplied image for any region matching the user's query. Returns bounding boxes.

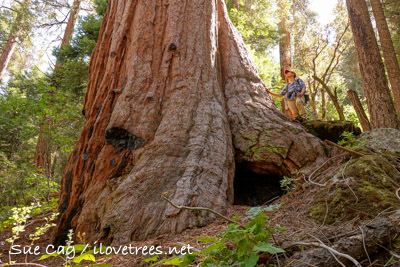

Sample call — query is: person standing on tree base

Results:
[267,69,308,122]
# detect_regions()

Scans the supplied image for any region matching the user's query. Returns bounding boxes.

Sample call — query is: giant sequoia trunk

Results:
[53,0,326,245]
[346,0,399,129]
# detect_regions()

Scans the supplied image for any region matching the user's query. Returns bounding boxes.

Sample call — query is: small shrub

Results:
[147,205,284,267]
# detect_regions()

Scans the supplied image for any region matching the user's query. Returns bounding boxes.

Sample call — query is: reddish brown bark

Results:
[347,89,371,132]
[233,0,239,10]
[370,0,400,115]
[60,0,81,48]
[52,0,326,245]
[346,0,399,129]
[278,0,291,82]
[0,0,32,83]
[34,117,52,177]
[0,32,17,83]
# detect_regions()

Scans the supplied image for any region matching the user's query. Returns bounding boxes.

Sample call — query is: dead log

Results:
[287,217,397,266]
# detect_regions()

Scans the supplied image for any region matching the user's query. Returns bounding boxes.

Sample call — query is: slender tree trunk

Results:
[309,82,318,118]
[34,0,81,172]
[346,0,399,129]
[313,75,346,120]
[0,0,32,83]
[0,32,17,83]
[62,0,81,47]
[278,0,292,119]
[56,0,81,66]
[321,88,326,120]
[34,118,52,177]
[52,0,326,245]
[347,89,371,132]
[370,0,400,115]
[233,0,239,10]
[278,0,291,82]
[311,95,317,117]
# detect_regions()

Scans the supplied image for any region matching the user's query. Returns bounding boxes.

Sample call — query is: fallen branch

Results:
[308,153,347,186]
[324,140,366,157]
[290,242,361,266]
[161,192,245,229]
[359,226,371,265]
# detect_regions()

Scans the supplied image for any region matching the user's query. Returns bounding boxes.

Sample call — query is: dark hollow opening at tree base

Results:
[234,162,284,207]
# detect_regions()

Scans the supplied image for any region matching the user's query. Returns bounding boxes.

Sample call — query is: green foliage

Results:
[337,131,365,148]
[3,204,107,266]
[4,202,58,265]
[151,206,284,266]
[5,203,42,244]
[226,0,282,94]
[227,0,279,52]
[0,0,108,223]
[280,176,296,192]
[1,198,58,232]
[53,0,108,96]
[39,229,111,267]
[0,70,79,211]
[94,0,109,17]
[0,71,63,211]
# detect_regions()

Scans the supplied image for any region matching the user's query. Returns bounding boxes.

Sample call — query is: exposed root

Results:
[161,191,245,229]
[325,140,366,157]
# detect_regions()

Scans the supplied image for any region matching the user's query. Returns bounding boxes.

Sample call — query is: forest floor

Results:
[1,176,399,267]
[2,139,400,266]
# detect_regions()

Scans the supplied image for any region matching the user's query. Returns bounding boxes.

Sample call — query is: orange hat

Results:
[284,69,296,78]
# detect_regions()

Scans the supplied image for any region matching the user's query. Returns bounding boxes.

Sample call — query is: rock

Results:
[310,155,400,224]
[302,120,361,143]
[360,128,400,156]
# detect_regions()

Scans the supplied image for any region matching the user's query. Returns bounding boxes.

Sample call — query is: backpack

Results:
[295,78,310,104]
